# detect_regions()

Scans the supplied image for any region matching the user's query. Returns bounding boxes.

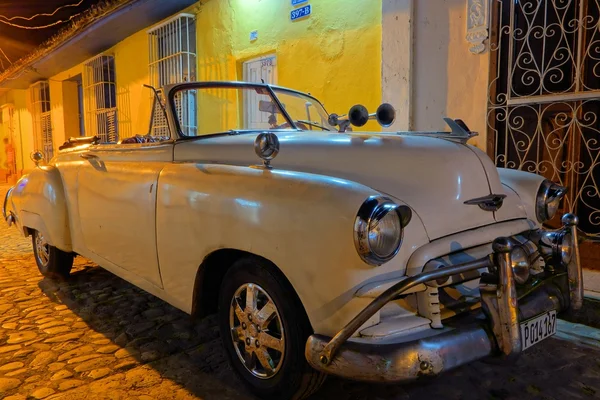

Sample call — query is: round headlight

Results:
[354,197,412,266]
[511,246,530,285]
[559,231,573,266]
[368,205,402,259]
[536,180,567,223]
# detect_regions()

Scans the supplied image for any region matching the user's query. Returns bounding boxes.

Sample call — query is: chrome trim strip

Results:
[491,238,521,355]
[536,180,567,222]
[306,324,493,382]
[464,193,507,212]
[2,186,13,221]
[353,196,412,266]
[562,213,583,311]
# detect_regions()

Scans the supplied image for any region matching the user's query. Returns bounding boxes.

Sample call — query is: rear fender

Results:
[10,166,72,252]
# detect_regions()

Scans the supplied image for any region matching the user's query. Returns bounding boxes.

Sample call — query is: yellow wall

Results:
[0,0,384,166]
[102,0,383,137]
[50,28,153,141]
[0,89,36,174]
[112,29,153,137]
[196,0,383,131]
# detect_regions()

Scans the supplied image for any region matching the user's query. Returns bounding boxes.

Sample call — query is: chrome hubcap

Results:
[229,283,285,379]
[35,232,50,267]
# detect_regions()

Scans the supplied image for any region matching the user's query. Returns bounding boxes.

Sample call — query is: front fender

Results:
[497,167,546,227]
[10,166,72,252]
[155,164,429,336]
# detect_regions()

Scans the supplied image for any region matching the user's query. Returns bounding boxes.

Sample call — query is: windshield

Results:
[170,84,335,136]
[271,88,335,132]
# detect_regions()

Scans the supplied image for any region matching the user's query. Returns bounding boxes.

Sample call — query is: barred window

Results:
[83,55,118,143]
[148,13,197,136]
[30,81,53,160]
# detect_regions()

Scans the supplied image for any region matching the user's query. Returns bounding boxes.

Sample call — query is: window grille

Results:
[148,13,197,136]
[83,55,118,142]
[30,81,53,160]
[488,0,600,239]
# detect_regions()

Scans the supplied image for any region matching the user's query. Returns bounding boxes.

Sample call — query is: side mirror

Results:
[328,113,352,133]
[31,151,44,166]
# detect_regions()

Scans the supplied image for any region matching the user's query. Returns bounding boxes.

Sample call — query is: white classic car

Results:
[3,81,583,399]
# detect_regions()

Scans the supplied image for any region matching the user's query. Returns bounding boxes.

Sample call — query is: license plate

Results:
[520,310,557,350]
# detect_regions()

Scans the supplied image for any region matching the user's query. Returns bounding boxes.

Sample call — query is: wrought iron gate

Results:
[488,0,600,239]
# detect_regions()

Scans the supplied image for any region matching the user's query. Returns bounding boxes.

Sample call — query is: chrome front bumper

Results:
[305,214,583,382]
[2,186,14,226]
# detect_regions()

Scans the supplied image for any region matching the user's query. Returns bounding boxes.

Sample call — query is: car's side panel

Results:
[65,244,178,310]
[9,166,72,251]
[54,153,88,254]
[155,163,431,336]
[76,143,173,288]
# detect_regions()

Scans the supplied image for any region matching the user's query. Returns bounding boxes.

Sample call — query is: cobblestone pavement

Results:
[1,184,600,400]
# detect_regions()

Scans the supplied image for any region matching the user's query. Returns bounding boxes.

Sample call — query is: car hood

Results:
[174,131,527,240]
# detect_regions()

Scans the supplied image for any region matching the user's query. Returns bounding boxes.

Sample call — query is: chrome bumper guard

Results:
[305,214,583,382]
[2,186,14,226]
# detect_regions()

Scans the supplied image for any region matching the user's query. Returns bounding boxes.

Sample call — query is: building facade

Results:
[1,0,598,252]
[0,0,385,180]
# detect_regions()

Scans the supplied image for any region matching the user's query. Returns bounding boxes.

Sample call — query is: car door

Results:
[76,141,173,288]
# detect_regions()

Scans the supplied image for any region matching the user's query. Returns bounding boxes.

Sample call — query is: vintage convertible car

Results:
[3,81,583,399]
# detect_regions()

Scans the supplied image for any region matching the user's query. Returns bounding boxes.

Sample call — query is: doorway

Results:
[243,55,278,130]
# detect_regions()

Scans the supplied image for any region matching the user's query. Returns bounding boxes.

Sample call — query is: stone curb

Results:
[556,319,600,350]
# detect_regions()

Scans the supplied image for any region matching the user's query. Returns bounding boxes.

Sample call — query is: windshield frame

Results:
[166,81,330,139]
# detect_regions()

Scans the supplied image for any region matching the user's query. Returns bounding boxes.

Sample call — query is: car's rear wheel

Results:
[218,257,325,400]
[32,230,74,279]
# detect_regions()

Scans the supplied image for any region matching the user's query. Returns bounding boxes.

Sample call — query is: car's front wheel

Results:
[32,230,74,279]
[218,257,325,400]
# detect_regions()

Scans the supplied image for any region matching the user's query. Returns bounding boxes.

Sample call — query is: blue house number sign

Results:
[291,0,308,5]
[291,5,311,21]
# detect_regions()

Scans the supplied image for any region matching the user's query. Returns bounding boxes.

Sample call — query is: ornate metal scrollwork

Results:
[488,0,600,239]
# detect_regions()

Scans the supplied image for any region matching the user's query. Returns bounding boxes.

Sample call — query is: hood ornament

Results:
[442,118,479,144]
[254,132,280,169]
[464,193,507,212]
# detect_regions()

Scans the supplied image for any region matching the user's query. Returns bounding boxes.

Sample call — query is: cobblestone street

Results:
[1,184,600,400]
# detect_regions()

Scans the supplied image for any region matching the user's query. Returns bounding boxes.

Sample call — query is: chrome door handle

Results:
[80,153,98,160]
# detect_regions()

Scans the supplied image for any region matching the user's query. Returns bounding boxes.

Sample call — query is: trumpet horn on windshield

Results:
[348,103,396,128]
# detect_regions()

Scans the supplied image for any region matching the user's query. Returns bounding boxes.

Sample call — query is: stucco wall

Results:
[112,29,153,138]
[1,0,385,160]
[50,29,152,141]
[0,90,35,174]
[412,0,489,149]
[43,0,384,138]
[196,0,383,131]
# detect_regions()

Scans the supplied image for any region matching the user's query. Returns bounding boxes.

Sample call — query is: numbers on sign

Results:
[521,311,557,350]
[290,5,311,21]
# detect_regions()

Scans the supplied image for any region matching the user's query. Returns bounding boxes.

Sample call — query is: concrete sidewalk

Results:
[584,268,600,300]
